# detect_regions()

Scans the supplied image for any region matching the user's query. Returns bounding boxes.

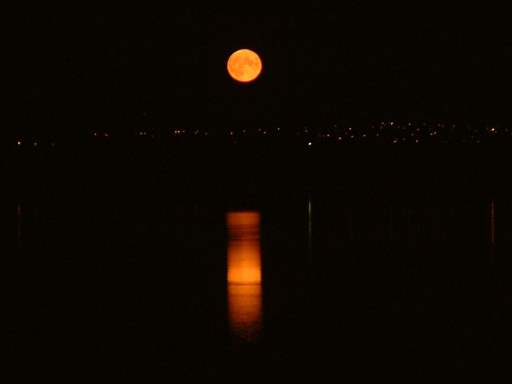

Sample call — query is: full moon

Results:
[227,49,263,83]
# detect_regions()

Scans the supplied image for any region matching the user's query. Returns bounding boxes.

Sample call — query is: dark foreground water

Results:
[5,145,512,379]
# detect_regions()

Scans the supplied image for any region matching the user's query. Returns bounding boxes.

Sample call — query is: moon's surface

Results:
[227,49,262,83]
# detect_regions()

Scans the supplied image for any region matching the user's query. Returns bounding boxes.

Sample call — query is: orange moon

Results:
[227,49,263,83]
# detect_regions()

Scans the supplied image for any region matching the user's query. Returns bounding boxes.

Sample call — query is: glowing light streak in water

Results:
[17,203,22,249]
[226,211,262,341]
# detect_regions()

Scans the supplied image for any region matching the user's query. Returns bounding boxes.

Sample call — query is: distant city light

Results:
[13,121,512,147]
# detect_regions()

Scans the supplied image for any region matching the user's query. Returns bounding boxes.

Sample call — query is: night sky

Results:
[17,5,512,138]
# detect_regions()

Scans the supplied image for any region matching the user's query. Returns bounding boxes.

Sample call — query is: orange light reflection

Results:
[227,212,261,284]
[228,284,262,341]
[226,211,262,341]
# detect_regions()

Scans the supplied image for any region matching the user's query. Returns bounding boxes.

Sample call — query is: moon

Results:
[227,49,263,83]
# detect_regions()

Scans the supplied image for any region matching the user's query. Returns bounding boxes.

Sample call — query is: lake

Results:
[6,144,512,379]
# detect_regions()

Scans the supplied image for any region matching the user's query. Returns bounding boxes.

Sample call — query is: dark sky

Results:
[16,5,512,137]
